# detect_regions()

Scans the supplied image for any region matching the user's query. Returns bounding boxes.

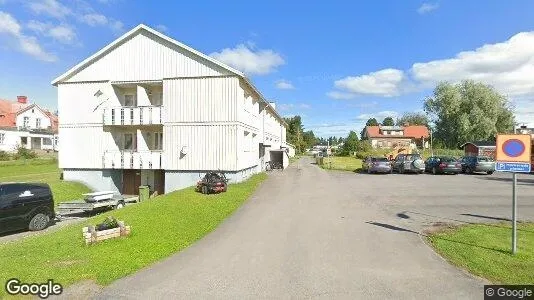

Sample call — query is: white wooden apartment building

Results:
[52,24,288,195]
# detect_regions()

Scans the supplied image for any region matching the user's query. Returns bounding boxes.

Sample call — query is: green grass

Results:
[428,223,534,284]
[421,148,465,159]
[0,161,91,205]
[319,156,363,172]
[0,173,266,296]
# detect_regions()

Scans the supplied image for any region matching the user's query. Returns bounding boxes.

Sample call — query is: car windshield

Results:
[372,157,389,162]
[439,157,457,162]
[405,154,421,160]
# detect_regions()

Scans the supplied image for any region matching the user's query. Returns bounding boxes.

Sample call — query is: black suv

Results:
[0,183,55,234]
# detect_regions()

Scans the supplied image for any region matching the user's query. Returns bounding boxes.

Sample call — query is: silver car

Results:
[362,157,392,174]
[392,154,426,174]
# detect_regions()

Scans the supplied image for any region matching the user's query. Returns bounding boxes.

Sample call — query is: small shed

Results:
[459,141,496,158]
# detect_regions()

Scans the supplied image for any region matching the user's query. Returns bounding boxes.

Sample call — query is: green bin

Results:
[138,186,150,202]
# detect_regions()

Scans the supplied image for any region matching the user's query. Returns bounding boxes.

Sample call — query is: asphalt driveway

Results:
[84,156,534,299]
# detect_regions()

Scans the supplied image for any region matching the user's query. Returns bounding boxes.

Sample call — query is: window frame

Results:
[0,133,4,145]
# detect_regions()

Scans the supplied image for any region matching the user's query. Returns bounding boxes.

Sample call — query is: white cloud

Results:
[330,68,407,98]
[210,43,285,75]
[0,12,56,61]
[275,79,294,90]
[356,110,399,121]
[27,20,76,44]
[81,13,108,26]
[326,91,357,100]
[109,19,124,34]
[417,3,439,14]
[28,0,72,18]
[155,24,167,33]
[279,103,311,111]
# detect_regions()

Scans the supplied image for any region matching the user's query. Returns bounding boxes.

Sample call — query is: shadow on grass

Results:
[397,210,534,234]
[366,221,511,255]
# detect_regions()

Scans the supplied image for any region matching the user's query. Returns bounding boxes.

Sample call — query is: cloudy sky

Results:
[1,0,534,137]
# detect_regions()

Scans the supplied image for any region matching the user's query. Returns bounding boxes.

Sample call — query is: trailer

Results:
[57,191,139,218]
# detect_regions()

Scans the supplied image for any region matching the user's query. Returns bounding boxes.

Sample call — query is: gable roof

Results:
[364,125,429,138]
[460,141,496,148]
[50,24,286,127]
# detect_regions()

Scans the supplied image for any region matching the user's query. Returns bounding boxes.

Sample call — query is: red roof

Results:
[364,125,429,139]
[0,98,58,131]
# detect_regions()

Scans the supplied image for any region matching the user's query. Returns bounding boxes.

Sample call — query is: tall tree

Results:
[302,130,317,149]
[360,118,379,140]
[341,131,359,156]
[396,112,429,127]
[382,117,395,126]
[424,80,515,148]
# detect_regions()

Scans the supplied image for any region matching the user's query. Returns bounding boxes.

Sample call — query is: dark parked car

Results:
[0,183,55,234]
[392,153,425,174]
[424,156,462,175]
[460,156,495,175]
[362,156,392,174]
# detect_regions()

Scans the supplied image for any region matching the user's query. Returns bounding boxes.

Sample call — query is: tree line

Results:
[285,80,516,155]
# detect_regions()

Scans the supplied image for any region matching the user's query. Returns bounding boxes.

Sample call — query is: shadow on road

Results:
[460,213,511,222]
[474,176,534,185]
[397,211,534,234]
[366,221,510,254]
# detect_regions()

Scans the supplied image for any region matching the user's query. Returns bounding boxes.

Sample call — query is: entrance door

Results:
[154,170,165,195]
[122,170,141,195]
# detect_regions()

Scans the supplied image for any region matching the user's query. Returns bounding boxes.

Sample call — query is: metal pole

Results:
[512,172,517,254]
[430,129,433,157]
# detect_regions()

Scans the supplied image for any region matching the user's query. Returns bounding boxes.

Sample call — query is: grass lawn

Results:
[427,223,534,284]
[0,173,267,296]
[0,160,91,205]
[320,156,363,172]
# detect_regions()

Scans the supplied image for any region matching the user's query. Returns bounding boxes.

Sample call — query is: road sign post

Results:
[495,134,532,255]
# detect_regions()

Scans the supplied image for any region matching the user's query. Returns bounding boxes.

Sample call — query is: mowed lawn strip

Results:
[0,161,91,205]
[320,156,363,172]
[428,223,534,284]
[0,173,266,296]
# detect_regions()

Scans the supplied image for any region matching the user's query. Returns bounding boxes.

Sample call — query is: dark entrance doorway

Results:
[123,169,141,195]
[154,170,165,195]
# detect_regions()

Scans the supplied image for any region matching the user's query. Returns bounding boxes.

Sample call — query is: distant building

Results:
[460,141,496,158]
[0,96,58,152]
[362,124,429,149]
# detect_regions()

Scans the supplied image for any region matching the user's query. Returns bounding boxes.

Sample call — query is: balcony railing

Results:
[103,150,163,169]
[103,106,163,126]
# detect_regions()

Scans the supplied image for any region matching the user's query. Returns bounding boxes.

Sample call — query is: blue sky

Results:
[1,0,534,137]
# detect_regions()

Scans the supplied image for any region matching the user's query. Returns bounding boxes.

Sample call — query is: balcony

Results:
[103,106,163,126]
[103,150,163,169]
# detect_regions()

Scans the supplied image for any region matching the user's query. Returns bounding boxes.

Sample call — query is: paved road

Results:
[88,156,534,299]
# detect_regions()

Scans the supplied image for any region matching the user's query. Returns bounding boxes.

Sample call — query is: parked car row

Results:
[362,154,496,175]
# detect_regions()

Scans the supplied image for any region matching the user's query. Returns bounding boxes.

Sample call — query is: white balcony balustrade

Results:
[103,150,163,169]
[103,106,163,126]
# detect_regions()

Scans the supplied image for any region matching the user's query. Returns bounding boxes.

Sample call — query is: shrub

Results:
[0,151,10,161]
[13,146,37,160]
[96,216,120,231]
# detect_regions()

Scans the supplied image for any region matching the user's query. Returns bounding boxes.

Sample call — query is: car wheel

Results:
[487,171,494,175]
[466,167,473,174]
[114,201,125,210]
[29,213,50,231]
[399,166,404,174]
[432,167,437,175]
[201,185,208,194]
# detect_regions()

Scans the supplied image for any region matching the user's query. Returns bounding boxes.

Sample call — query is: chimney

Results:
[17,96,27,104]
[269,102,276,110]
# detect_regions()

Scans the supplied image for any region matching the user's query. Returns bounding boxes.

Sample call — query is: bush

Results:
[13,146,37,160]
[0,151,10,161]
[96,216,120,231]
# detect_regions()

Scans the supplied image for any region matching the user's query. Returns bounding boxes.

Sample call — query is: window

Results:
[42,138,52,146]
[124,94,136,107]
[154,132,163,150]
[36,118,41,129]
[251,133,257,151]
[23,116,29,128]
[123,133,135,150]
[244,131,250,152]
[0,133,4,144]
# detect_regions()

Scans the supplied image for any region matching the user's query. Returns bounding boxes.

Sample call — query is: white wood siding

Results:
[163,77,239,123]
[59,126,104,169]
[16,109,52,129]
[58,82,119,125]
[164,124,237,171]
[65,32,231,83]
